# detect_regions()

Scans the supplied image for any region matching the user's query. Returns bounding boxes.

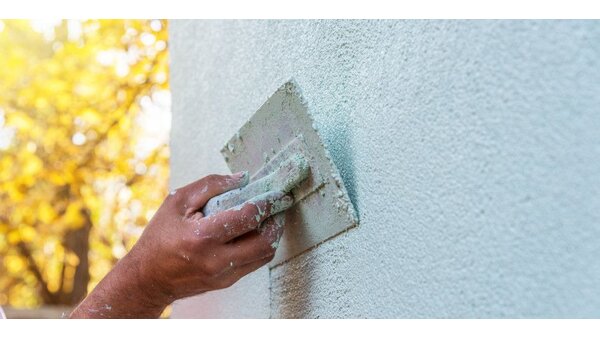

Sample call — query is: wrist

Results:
[120,247,174,313]
[71,249,170,318]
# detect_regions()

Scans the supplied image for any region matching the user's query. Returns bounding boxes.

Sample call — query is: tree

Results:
[0,19,170,307]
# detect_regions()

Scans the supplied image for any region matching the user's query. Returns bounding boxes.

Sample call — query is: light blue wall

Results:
[169,20,600,318]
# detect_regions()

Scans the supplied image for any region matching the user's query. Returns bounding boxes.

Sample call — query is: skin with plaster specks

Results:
[69,172,292,318]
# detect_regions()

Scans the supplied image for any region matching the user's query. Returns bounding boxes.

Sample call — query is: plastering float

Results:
[203,80,358,266]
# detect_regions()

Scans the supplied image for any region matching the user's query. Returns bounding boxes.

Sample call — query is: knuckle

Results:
[242,202,263,223]
[204,174,224,186]
[169,191,188,212]
[204,174,219,181]
[180,235,199,251]
[216,278,235,290]
[265,252,276,262]
[197,232,219,246]
[204,260,222,276]
[260,240,277,258]
[184,229,216,249]
[166,188,182,204]
[242,207,257,222]
[222,277,237,288]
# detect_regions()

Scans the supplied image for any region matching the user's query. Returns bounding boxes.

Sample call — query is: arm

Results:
[70,172,291,318]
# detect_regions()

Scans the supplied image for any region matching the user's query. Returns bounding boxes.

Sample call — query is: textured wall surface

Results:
[168,20,600,318]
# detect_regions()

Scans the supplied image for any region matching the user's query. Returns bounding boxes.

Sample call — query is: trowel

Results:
[202,80,358,266]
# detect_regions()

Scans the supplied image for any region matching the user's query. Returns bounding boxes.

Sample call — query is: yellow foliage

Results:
[21,153,43,177]
[7,231,21,245]
[38,202,57,223]
[0,20,170,307]
[6,112,34,131]
[62,202,85,230]
[4,255,25,274]
[19,226,37,243]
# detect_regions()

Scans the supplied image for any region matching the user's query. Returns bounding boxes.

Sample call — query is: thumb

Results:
[176,171,249,216]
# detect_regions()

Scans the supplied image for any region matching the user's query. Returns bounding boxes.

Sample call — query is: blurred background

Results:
[0,19,170,317]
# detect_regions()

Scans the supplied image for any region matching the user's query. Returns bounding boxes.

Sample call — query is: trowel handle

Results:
[202,154,310,217]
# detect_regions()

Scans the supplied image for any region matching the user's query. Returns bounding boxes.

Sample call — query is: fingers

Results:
[260,215,285,248]
[225,216,285,266]
[200,191,292,243]
[174,172,249,216]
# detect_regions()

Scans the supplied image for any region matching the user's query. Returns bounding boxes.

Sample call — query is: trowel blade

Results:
[221,80,358,266]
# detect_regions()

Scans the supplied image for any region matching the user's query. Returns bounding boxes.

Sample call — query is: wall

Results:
[168,20,600,318]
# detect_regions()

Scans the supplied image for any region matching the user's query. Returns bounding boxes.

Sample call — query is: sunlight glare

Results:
[30,19,62,41]
[67,20,82,41]
[71,132,86,146]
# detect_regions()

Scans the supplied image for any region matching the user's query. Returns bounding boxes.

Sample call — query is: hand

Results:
[133,172,292,300]
[70,172,292,318]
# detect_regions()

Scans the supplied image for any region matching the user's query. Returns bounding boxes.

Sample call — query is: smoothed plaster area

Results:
[169,20,600,318]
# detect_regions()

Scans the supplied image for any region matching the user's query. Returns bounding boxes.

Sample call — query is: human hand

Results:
[70,172,292,318]
[132,171,292,301]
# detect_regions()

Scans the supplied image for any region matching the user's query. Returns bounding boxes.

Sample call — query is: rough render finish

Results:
[168,20,600,318]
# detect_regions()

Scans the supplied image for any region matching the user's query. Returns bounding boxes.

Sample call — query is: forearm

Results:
[69,251,169,319]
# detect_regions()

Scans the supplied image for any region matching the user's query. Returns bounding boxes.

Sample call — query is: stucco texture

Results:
[168,20,600,318]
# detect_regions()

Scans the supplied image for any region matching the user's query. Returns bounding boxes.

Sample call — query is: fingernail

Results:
[271,193,294,214]
[232,171,245,178]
